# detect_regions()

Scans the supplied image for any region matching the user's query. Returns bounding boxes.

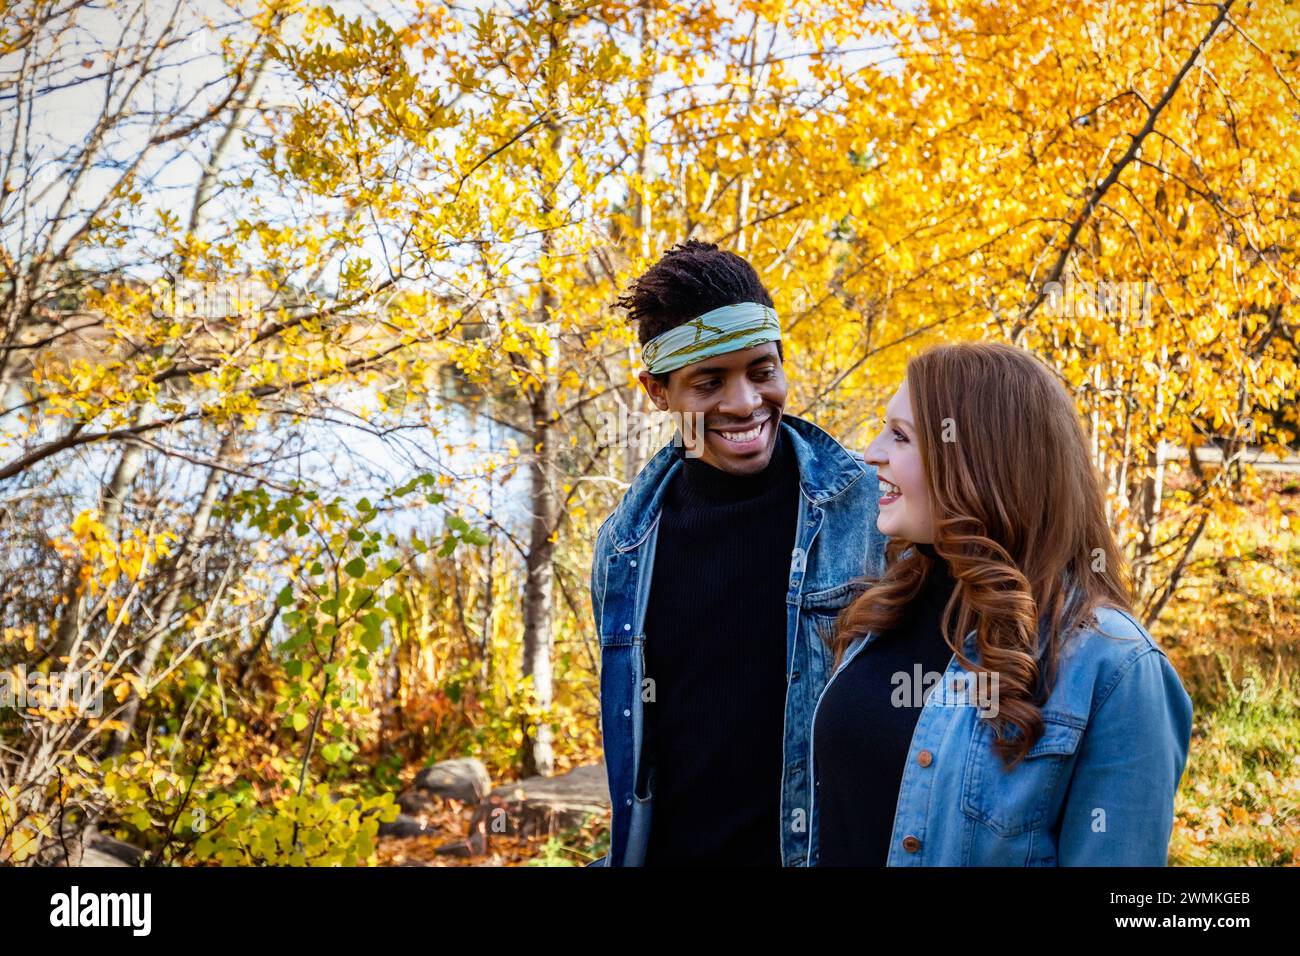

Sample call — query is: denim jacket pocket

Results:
[802,581,871,667]
[960,710,1086,838]
[625,762,655,865]
[635,761,656,802]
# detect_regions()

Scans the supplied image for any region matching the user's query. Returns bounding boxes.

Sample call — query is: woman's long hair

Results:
[831,342,1132,767]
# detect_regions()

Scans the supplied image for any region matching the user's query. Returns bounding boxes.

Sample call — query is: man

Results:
[588,240,888,866]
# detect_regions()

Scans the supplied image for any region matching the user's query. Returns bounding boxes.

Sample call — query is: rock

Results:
[395,788,435,816]
[46,828,146,867]
[87,831,146,865]
[433,836,480,857]
[488,762,610,838]
[378,813,435,838]
[412,757,492,805]
[78,845,134,867]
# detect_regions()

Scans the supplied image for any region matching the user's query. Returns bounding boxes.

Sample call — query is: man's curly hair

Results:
[616,240,779,379]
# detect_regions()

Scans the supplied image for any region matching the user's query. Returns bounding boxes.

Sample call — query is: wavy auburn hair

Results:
[831,342,1132,767]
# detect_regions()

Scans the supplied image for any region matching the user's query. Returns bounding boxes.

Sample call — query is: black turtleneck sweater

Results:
[640,424,801,866]
[812,542,959,866]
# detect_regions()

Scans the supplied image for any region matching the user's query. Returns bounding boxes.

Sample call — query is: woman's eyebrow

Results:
[887,416,915,429]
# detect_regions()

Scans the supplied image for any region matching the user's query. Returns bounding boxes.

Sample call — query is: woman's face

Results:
[864,379,935,543]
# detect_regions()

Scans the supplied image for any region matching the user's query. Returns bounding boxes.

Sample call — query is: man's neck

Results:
[676,423,792,502]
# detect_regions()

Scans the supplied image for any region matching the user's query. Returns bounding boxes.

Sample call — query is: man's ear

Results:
[637,370,671,411]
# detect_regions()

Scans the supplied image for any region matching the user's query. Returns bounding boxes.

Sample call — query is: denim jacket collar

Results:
[607,412,867,552]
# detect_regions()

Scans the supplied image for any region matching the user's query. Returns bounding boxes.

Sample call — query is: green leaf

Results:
[343,557,366,578]
[359,615,384,652]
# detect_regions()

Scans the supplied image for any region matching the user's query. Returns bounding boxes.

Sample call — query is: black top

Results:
[812,541,959,866]
[640,425,801,866]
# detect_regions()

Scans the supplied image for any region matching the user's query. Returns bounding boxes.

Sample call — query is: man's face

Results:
[638,341,787,475]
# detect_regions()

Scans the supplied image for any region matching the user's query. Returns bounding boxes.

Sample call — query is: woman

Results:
[808,342,1193,866]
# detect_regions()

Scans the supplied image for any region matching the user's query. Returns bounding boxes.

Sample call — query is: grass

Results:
[524,814,609,867]
[1158,472,1300,866]
[1168,657,1300,865]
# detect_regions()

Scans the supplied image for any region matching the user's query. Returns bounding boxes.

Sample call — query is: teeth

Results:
[879,479,901,496]
[718,422,763,443]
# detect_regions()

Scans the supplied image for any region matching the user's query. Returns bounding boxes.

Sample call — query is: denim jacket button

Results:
[902,835,922,853]
[630,559,637,567]
[624,624,631,631]
[917,749,933,768]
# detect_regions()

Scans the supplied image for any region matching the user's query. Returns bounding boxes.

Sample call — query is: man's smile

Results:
[709,413,773,455]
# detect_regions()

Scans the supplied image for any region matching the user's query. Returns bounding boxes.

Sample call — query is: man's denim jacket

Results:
[587,414,888,866]
[807,601,1194,866]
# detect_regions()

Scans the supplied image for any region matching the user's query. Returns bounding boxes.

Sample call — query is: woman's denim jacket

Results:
[588,414,889,866]
[807,601,1195,866]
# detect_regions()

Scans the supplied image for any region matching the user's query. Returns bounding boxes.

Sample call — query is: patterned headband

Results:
[640,302,781,375]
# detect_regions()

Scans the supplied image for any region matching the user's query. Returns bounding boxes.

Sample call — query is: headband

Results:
[640,302,781,375]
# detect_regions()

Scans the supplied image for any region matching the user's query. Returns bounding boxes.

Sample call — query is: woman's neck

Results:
[914,541,956,596]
